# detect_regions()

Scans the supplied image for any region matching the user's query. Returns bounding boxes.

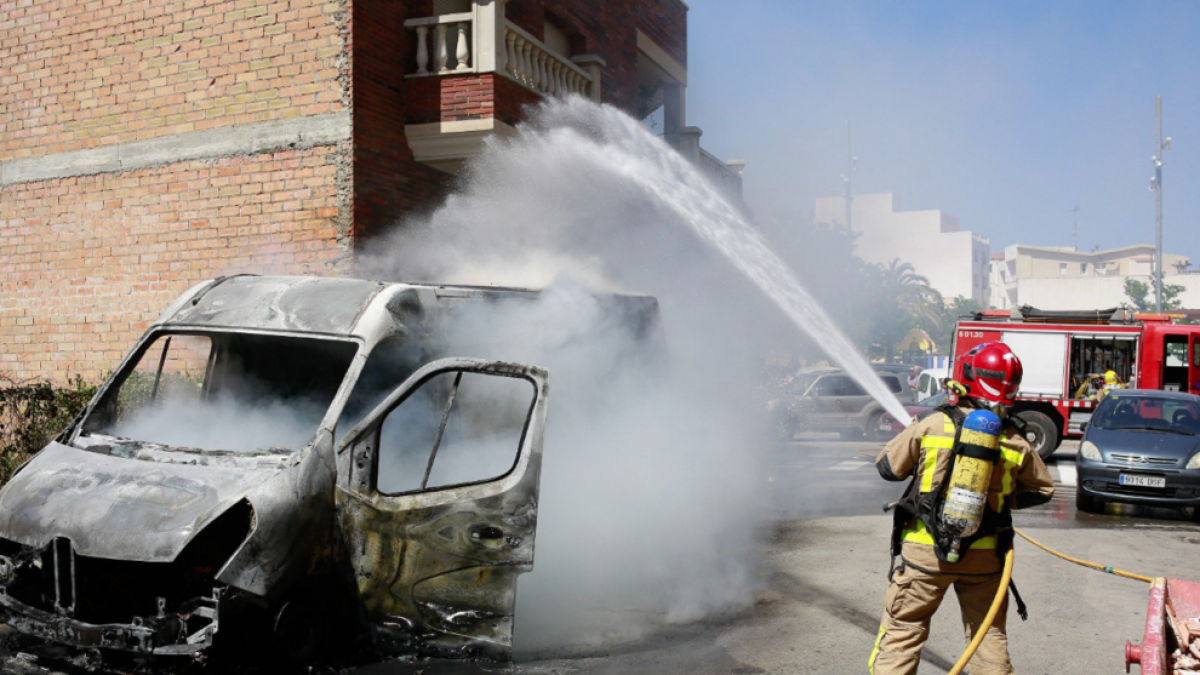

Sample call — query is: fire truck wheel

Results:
[1013,411,1059,460]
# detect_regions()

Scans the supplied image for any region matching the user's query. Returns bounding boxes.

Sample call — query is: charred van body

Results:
[0,275,661,663]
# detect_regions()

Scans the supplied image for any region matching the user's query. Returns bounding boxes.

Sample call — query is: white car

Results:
[916,367,949,402]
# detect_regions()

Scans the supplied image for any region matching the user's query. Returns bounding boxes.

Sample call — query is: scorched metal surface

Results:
[0,275,648,664]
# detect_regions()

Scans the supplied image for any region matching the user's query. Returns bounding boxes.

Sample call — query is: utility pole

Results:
[1150,96,1171,313]
[841,120,857,232]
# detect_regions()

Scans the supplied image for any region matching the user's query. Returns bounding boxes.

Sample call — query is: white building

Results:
[991,243,1199,310]
[814,193,989,306]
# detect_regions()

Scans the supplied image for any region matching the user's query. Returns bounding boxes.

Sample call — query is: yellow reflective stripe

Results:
[902,521,997,549]
[995,447,1024,511]
[919,447,939,492]
[1000,447,1025,465]
[943,415,957,434]
[902,521,936,545]
[918,435,952,493]
[868,623,886,674]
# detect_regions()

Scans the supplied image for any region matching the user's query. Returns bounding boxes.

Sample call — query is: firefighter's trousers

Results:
[868,562,1012,675]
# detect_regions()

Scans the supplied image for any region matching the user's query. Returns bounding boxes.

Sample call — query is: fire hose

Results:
[949,527,1153,675]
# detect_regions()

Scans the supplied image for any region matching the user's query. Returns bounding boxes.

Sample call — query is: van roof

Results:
[156,275,657,337]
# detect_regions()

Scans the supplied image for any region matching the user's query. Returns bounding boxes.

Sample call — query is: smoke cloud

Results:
[357,98,798,651]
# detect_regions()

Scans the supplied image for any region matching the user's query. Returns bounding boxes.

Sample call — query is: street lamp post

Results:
[841,120,857,233]
[1150,96,1172,313]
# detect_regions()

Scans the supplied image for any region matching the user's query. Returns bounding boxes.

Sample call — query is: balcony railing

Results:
[408,13,475,74]
[698,148,744,199]
[503,22,593,97]
[403,11,600,100]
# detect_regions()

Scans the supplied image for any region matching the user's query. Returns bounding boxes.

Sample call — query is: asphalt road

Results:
[4,435,1198,674]
[352,434,1200,675]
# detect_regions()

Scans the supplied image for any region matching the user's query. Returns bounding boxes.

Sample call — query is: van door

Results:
[335,357,548,660]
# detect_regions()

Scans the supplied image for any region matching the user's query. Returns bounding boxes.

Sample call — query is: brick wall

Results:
[0,147,351,382]
[0,0,349,161]
[405,74,538,127]
[352,0,450,244]
[0,0,687,383]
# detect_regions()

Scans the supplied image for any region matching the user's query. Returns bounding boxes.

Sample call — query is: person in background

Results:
[1096,370,1125,402]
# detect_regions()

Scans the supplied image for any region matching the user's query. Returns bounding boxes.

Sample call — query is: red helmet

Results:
[960,342,1023,407]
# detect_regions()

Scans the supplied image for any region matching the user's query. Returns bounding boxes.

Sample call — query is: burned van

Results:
[0,275,660,663]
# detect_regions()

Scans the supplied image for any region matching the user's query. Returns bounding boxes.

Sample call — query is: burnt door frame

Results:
[335,357,549,660]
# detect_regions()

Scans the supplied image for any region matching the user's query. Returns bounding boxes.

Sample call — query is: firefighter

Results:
[868,343,1055,675]
[1096,370,1125,402]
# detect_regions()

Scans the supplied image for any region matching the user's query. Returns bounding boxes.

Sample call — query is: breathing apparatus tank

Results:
[939,409,1003,563]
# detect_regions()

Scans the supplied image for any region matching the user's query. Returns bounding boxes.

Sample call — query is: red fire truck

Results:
[950,307,1200,458]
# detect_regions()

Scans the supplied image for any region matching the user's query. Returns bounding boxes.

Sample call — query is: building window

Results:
[544,19,571,58]
[1081,263,1088,275]
[1060,263,1067,276]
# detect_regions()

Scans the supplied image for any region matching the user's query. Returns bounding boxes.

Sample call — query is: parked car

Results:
[877,391,950,439]
[871,364,920,405]
[1075,389,1200,520]
[773,367,911,441]
[915,367,949,402]
[0,275,662,664]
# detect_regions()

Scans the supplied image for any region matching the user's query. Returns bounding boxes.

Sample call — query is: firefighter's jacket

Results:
[875,406,1055,574]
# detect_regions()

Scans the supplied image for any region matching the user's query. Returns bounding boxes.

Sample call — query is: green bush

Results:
[0,375,97,486]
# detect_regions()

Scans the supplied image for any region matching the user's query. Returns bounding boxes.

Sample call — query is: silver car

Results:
[774,367,912,441]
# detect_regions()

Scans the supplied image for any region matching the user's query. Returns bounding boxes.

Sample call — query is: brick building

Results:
[1,0,740,381]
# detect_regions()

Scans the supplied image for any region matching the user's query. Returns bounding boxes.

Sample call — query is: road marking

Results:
[1056,463,1077,487]
[831,460,870,471]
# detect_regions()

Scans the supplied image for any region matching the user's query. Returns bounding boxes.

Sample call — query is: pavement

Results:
[4,435,1199,674]
[346,434,1200,675]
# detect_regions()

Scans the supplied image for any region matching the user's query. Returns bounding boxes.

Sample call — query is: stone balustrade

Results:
[403,9,602,101]
[502,22,593,98]
[405,12,475,75]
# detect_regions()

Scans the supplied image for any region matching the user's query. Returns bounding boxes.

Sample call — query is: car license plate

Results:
[1119,474,1166,488]
[879,421,892,431]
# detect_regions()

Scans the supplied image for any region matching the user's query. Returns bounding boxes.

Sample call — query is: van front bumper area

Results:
[0,590,214,656]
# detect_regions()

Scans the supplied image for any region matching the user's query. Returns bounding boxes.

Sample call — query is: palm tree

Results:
[880,259,942,325]
[867,259,944,362]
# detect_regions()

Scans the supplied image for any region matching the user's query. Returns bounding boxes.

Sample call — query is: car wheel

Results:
[775,413,799,441]
[1013,411,1059,460]
[866,411,888,442]
[1190,506,1200,524]
[272,596,331,669]
[1076,488,1102,514]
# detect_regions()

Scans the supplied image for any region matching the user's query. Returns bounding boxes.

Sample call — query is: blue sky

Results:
[684,1,1200,264]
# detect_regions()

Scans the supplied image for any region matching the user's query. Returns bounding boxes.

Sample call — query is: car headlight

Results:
[1080,441,1102,462]
[1187,453,1200,470]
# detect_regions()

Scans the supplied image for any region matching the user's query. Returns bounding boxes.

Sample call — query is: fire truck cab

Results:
[951,307,1200,459]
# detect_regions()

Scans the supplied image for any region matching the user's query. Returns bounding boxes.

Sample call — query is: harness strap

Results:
[1009,579,1029,621]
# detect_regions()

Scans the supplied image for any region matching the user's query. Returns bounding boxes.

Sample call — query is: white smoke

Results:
[359,96,901,651]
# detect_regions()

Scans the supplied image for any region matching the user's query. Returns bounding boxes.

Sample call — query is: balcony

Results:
[401,3,605,173]
[397,1,744,203]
